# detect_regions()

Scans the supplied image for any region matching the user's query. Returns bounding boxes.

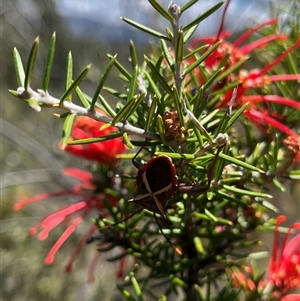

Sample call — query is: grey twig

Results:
[15,87,160,141]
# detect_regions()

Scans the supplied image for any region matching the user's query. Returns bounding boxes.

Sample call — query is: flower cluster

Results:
[14,116,128,281]
[189,20,300,139]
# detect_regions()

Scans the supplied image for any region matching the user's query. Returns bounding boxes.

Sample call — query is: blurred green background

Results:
[1,0,299,300]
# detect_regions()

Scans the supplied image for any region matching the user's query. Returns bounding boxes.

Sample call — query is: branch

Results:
[15,86,160,141]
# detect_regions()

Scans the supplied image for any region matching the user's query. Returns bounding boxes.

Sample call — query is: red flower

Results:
[14,168,125,281]
[62,116,127,165]
[189,16,300,137]
[263,216,300,298]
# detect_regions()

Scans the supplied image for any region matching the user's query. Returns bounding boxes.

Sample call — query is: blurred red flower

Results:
[264,216,300,298]
[14,168,125,280]
[62,115,127,165]
[189,17,300,137]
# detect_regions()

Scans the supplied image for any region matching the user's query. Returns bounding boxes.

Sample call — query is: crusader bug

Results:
[96,140,226,255]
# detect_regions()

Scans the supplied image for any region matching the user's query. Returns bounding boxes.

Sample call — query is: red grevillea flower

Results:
[189,6,300,137]
[262,215,300,299]
[62,115,127,165]
[14,168,125,281]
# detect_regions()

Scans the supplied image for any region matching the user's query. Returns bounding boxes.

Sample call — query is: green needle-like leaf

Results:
[75,86,90,108]
[98,94,117,117]
[125,92,146,121]
[123,132,134,149]
[117,284,137,301]
[13,48,25,87]
[61,113,75,148]
[145,96,157,132]
[144,71,162,99]
[175,29,184,64]
[108,54,132,81]
[172,85,184,126]
[145,56,173,97]
[121,17,170,41]
[183,41,221,77]
[161,39,175,72]
[24,36,39,90]
[131,276,143,301]
[60,64,91,104]
[42,32,56,91]
[90,55,116,110]
[223,185,273,199]
[67,132,123,145]
[127,65,139,102]
[183,24,199,44]
[148,0,174,21]
[111,97,137,126]
[182,1,224,32]
[219,153,265,173]
[181,0,199,13]
[129,40,138,69]
[65,52,73,101]
[224,102,249,131]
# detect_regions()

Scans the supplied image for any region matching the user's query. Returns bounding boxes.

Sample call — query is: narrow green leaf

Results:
[183,23,199,44]
[131,276,143,301]
[157,115,166,144]
[123,132,134,149]
[182,1,225,32]
[111,97,137,126]
[181,0,199,13]
[61,113,76,148]
[127,65,139,102]
[98,94,117,117]
[223,185,273,199]
[160,39,175,72]
[125,92,146,121]
[193,236,204,254]
[65,52,73,101]
[60,64,91,103]
[145,96,157,132]
[42,32,56,91]
[116,284,137,301]
[219,153,264,173]
[155,152,194,160]
[183,44,208,60]
[104,87,127,101]
[145,56,173,97]
[216,56,248,83]
[183,41,221,76]
[144,71,161,99]
[175,30,184,64]
[90,55,116,110]
[148,0,174,21]
[172,85,184,126]
[121,17,170,41]
[67,132,123,145]
[24,37,39,90]
[165,27,174,40]
[75,86,90,108]
[13,48,25,87]
[108,54,131,81]
[224,102,248,131]
[129,40,138,69]
[272,178,286,192]
[200,67,223,93]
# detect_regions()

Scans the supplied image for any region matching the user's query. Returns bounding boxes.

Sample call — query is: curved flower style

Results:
[14,168,125,280]
[264,215,300,299]
[62,115,127,165]
[189,19,300,137]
